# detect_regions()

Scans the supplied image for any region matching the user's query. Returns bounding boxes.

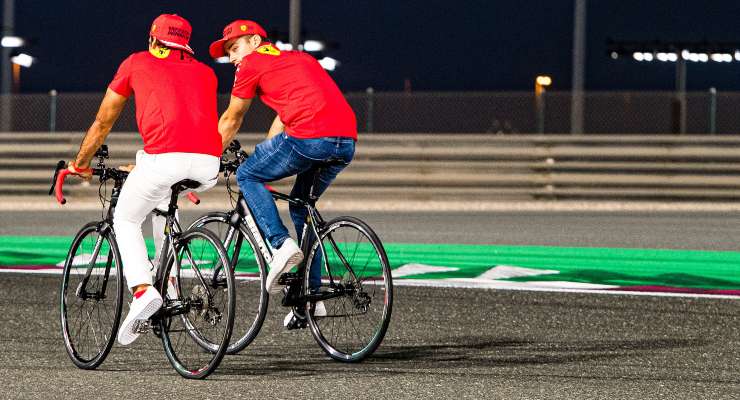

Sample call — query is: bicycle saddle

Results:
[171,179,201,194]
[314,159,347,169]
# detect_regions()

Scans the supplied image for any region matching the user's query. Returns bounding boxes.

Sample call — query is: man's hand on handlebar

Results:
[66,160,93,181]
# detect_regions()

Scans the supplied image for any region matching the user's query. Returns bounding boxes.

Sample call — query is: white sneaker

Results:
[265,238,303,293]
[117,286,163,345]
[314,300,327,317]
[283,301,327,328]
[166,277,178,300]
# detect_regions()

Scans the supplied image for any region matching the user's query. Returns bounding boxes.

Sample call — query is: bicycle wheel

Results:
[304,216,393,362]
[60,221,123,369]
[189,212,268,354]
[159,227,235,379]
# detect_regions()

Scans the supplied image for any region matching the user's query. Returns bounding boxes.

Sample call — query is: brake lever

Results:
[49,160,67,196]
[229,139,241,153]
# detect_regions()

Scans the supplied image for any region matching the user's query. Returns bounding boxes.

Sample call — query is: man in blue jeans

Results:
[209,20,357,324]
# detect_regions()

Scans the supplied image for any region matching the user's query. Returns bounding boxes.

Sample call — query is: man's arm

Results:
[218,96,253,150]
[266,115,284,139]
[73,88,128,170]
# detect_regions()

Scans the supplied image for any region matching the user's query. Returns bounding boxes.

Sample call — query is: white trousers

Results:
[113,150,220,290]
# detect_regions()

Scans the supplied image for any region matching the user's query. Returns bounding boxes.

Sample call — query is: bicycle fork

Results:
[75,222,115,301]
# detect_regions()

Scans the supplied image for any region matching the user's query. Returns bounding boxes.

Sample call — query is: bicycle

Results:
[51,145,236,379]
[188,140,393,361]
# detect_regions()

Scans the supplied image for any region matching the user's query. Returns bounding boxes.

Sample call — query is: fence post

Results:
[708,87,716,135]
[365,87,374,133]
[536,92,546,133]
[49,89,57,133]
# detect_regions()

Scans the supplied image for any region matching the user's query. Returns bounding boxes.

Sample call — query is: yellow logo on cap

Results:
[151,24,157,32]
[240,25,248,31]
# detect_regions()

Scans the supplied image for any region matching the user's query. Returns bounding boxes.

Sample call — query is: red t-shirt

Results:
[231,44,357,140]
[108,50,222,156]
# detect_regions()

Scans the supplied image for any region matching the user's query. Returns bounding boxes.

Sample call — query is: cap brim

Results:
[209,39,228,59]
[159,39,194,54]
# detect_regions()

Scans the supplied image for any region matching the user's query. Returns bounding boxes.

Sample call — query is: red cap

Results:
[150,14,194,54]
[209,20,267,58]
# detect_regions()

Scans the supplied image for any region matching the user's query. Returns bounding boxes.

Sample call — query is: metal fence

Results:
[1,91,739,134]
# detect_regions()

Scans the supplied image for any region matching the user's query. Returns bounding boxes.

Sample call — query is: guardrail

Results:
[3,132,740,201]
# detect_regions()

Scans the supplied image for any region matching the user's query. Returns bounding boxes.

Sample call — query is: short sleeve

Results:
[231,63,259,99]
[108,55,134,98]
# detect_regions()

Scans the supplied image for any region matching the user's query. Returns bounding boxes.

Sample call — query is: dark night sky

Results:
[7,0,740,93]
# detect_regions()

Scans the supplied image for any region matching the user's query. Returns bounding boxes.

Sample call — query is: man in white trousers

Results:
[66,14,223,346]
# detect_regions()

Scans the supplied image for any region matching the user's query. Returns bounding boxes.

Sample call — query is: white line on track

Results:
[4,268,739,300]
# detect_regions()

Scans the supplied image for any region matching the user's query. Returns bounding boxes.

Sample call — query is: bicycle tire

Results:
[304,216,393,362]
[159,227,235,379]
[188,212,268,354]
[60,221,123,369]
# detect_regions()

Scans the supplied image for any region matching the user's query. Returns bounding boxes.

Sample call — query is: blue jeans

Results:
[236,133,355,290]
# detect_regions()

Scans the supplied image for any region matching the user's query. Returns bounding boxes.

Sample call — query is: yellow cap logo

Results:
[240,25,248,31]
[151,24,157,32]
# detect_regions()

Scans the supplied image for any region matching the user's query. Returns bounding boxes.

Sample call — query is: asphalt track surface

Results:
[3,211,740,398]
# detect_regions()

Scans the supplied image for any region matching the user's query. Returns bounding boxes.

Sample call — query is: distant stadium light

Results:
[609,40,740,64]
[535,75,552,86]
[1,36,25,48]
[214,56,230,63]
[711,53,732,63]
[318,57,338,71]
[10,53,34,68]
[274,41,293,51]
[303,40,324,52]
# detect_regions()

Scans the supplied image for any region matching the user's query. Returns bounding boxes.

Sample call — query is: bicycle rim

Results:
[159,228,235,379]
[60,222,123,369]
[305,216,393,362]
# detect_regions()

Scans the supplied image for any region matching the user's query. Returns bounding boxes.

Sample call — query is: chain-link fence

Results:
[1,91,738,133]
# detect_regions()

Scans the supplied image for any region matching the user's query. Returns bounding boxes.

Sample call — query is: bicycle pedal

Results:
[133,320,151,334]
[285,316,308,331]
[277,272,301,286]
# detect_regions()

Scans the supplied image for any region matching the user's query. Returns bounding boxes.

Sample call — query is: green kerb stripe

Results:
[2,236,740,290]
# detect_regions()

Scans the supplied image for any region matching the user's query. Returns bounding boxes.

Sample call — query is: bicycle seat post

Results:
[169,179,201,217]
[308,168,322,205]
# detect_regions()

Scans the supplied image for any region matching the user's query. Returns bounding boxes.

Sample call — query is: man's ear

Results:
[252,35,262,47]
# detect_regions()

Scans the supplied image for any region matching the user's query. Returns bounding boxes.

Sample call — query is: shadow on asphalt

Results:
[205,335,713,379]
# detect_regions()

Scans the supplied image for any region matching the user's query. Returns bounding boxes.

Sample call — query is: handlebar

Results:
[54,168,72,204]
[187,192,201,205]
[221,139,249,173]
[51,161,200,206]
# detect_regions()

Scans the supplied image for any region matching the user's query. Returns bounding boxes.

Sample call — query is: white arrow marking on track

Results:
[391,263,459,278]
